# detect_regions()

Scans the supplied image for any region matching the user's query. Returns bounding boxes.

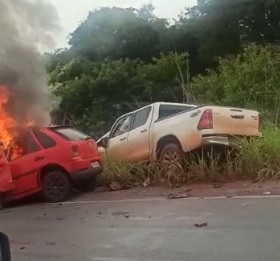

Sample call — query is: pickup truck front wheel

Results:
[159,143,184,166]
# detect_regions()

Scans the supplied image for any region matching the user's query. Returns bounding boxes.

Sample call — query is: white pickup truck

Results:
[97,102,261,164]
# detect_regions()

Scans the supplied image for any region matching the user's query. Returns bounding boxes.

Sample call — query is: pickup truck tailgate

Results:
[211,106,261,136]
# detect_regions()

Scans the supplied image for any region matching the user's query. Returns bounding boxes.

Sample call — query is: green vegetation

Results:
[47,0,280,185]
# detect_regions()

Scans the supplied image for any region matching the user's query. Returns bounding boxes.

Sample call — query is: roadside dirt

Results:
[74,181,280,201]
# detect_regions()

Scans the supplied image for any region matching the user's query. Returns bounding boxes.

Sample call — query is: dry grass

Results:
[100,125,280,187]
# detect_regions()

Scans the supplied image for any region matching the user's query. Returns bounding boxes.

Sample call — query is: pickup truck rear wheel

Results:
[159,143,184,166]
[42,171,72,203]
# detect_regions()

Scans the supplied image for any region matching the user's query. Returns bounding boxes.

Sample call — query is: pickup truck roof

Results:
[120,102,197,117]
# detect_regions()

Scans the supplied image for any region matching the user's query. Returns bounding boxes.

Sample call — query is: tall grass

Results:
[101,126,280,187]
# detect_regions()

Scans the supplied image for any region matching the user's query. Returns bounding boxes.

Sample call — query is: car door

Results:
[8,130,47,196]
[127,106,153,162]
[106,114,132,161]
[0,149,14,192]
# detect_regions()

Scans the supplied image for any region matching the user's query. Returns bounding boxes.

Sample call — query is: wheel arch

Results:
[38,164,70,186]
[156,135,183,160]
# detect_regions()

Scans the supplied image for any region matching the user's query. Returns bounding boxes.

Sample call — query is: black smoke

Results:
[0,0,60,126]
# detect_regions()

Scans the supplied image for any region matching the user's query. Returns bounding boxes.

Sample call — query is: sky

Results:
[50,0,197,49]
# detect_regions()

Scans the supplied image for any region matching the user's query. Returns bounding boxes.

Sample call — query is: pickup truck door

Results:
[127,106,153,162]
[106,114,132,161]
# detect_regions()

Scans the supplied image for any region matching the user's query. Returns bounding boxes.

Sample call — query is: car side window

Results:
[158,104,192,119]
[132,106,151,130]
[33,130,56,149]
[110,115,132,138]
[10,132,40,161]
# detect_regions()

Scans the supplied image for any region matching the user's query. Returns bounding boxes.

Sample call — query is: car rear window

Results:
[52,128,90,141]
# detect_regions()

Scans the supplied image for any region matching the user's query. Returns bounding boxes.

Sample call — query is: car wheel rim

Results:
[163,150,180,164]
[46,176,67,199]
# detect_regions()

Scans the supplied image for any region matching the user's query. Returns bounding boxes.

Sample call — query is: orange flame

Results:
[0,85,16,148]
[0,85,24,159]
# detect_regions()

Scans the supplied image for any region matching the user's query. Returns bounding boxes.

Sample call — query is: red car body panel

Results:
[0,126,103,202]
[0,150,14,193]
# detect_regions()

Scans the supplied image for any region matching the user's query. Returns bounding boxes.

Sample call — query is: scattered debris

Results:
[56,217,64,221]
[123,213,130,218]
[109,181,123,191]
[167,192,191,199]
[263,191,271,195]
[111,211,130,217]
[241,203,248,207]
[20,246,26,250]
[143,178,151,187]
[194,222,208,228]
[212,183,222,188]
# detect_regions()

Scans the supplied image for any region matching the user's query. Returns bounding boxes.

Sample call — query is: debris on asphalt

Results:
[263,191,271,195]
[20,246,26,250]
[242,203,248,207]
[111,211,130,217]
[123,213,130,218]
[143,178,151,187]
[109,181,123,191]
[194,222,208,227]
[167,192,191,199]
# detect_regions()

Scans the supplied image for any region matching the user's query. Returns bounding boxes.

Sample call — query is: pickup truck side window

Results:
[132,106,151,130]
[158,104,193,119]
[110,115,132,138]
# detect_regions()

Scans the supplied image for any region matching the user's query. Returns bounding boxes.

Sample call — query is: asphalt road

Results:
[1,196,280,261]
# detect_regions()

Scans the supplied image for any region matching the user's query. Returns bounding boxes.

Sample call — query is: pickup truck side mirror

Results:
[0,232,12,261]
[101,137,109,148]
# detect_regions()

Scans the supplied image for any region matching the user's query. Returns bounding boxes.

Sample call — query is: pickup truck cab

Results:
[98,102,261,164]
[0,126,102,203]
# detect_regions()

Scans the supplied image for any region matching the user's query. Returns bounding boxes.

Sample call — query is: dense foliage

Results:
[47,0,280,136]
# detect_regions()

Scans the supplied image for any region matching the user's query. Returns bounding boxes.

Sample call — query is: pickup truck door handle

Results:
[34,156,44,162]
[120,137,126,141]
[140,129,147,133]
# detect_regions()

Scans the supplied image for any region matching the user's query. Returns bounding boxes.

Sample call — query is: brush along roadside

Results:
[97,126,280,189]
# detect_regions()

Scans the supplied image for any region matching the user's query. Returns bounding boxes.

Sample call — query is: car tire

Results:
[75,176,97,192]
[42,171,72,203]
[159,143,184,166]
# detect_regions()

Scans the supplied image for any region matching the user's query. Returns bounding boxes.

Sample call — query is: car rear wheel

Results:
[42,171,72,203]
[159,143,184,166]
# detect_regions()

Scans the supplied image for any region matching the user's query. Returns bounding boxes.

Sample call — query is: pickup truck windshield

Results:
[52,128,90,141]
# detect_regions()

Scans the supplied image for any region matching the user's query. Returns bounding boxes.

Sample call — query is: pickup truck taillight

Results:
[197,109,213,130]
[71,145,80,158]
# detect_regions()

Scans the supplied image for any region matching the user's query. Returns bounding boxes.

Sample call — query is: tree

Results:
[68,7,161,61]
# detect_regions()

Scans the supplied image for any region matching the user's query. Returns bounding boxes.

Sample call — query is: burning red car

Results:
[0,126,103,203]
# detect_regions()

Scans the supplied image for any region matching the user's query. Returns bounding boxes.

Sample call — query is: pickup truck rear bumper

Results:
[201,135,262,147]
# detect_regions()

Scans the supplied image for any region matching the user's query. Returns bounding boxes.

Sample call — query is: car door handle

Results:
[120,137,126,141]
[140,129,147,133]
[34,156,44,162]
